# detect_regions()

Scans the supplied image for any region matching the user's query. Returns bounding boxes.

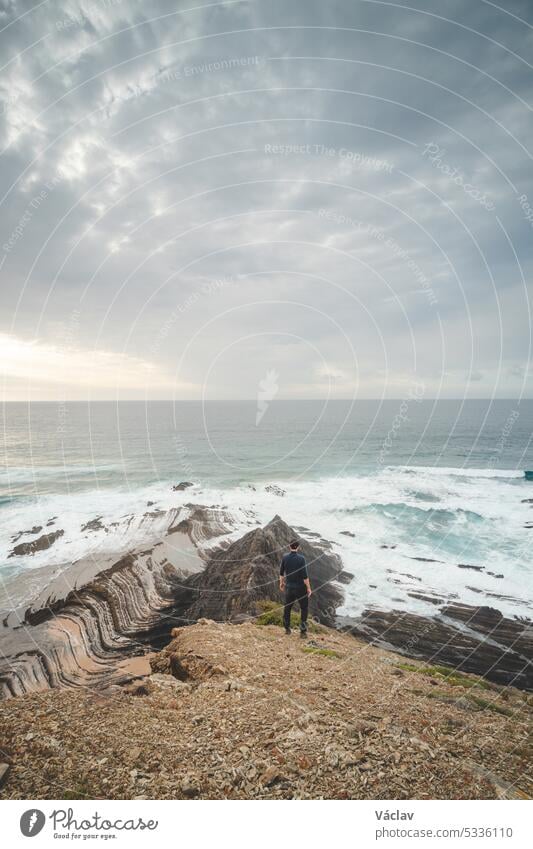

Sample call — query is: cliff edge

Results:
[0,619,530,800]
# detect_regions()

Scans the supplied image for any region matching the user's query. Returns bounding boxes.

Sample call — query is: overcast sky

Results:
[0,0,532,401]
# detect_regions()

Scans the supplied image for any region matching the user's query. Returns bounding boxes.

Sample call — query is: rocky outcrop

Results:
[10,525,43,543]
[168,515,344,628]
[8,529,64,558]
[0,505,231,699]
[167,503,234,547]
[81,517,106,533]
[0,547,179,699]
[341,604,533,690]
[2,503,531,702]
[265,485,286,497]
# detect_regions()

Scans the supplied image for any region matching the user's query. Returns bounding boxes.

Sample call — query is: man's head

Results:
[289,539,300,551]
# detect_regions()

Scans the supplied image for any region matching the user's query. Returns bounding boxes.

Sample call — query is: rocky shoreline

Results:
[1,504,532,699]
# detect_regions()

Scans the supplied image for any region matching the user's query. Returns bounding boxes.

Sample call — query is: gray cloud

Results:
[0,0,531,400]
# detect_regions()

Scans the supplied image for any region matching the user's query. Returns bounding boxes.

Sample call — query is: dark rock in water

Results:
[46,517,57,526]
[457,563,484,572]
[9,529,64,558]
[81,517,106,533]
[521,498,533,504]
[170,515,343,628]
[265,485,286,497]
[408,591,446,605]
[336,570,354,584]
[341,604,533,690]
[172,482,194,491]
[409,556,442,563]
[11,525,43,543]
[466,586,525,605]
[380,544,397,549]
[340,531,356,538]
[147,501,155,506]
[487,572,504,579]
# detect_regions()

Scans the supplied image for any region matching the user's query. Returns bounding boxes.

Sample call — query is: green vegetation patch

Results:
[466,694,513,717]
[302,646,342,659]
[255,600,324,633]
[394,662,494,691]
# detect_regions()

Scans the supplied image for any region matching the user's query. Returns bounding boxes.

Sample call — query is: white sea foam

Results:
[1,466,531,619]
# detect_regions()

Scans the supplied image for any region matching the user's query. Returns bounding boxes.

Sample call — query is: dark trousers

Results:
[283,584,309,632]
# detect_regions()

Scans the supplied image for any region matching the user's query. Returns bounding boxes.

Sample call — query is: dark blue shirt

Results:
[280,551,308,586]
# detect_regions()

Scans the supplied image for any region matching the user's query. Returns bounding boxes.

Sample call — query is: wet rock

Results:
[265,485,286,497]
[342,604,533,690]
[409,556,442,563]
[11,526,42,543]
[408,592,445,606]
[457,563,484,571]
[81,517,106,533]
[9,529,64,557]
[172,482,194,491]
[337,570,354,584]
[340,531,356,538]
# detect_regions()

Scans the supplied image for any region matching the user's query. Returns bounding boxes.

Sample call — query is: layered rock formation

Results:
[0,505,230,699]
[342,603,533,690]
[169,515,344,628]
[1,503,531,700]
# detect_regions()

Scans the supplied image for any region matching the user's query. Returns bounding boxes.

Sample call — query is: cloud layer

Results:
[0,0,532,400]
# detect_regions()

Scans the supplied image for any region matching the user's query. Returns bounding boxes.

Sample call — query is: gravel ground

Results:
[0,621,531,799]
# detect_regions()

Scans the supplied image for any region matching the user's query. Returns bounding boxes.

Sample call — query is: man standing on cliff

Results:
[279,539,312,637]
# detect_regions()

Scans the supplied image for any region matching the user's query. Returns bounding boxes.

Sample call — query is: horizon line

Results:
[1,398,529,404]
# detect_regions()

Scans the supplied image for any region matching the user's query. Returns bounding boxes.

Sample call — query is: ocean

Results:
[1,399,532,620]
